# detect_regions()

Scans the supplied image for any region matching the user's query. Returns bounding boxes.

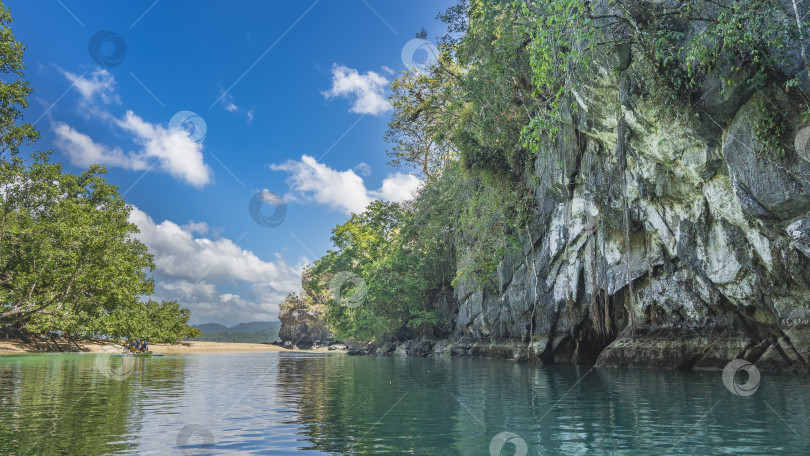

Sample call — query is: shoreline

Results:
[0,339,337,355]
[343,336,810,375]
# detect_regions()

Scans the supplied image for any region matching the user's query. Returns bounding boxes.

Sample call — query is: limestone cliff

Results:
[447,0,810,373]
[277,269,332,348]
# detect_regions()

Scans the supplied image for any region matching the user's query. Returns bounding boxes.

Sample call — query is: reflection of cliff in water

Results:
[276,354,810,455]
[0,354,188,456]
[274,353,503,454]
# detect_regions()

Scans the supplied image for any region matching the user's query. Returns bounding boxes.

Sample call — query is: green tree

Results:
[0,1,37,156]
[0,0,198,344]
[385,64,460,178]
[312,201,405,340]
[99,300,199,343]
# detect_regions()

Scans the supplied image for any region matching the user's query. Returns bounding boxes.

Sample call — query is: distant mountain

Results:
[188,321,281,343]
[227,321,280,333]
[193,323,229,333]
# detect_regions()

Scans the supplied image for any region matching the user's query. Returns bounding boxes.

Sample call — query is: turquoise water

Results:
[0,351,807,455]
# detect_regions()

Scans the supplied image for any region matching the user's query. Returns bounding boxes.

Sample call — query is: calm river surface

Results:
[0,351,807,455]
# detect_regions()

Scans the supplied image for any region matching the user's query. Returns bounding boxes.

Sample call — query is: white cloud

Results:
[354,162,371,177]
[220,293,239,303]
[182,221,209,235]
[322,64,391,115]
[217,90,254,123]
[271,155,371,214]
[153,280,287,325]
[129,207,300,286]
[129,207,304,325]
[270,155,421,214]
[61,68,120,106]
[54,69,213,188]
[116,111,212,187]
[53,111,212,188]
[370,172,422,202]
[53,122,136,169]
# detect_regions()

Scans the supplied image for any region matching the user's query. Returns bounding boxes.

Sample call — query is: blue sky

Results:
[9,0,453,325]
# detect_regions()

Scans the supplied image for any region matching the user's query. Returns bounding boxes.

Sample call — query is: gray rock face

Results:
[787,218,810,258]
[450,1,810,373]
[278,306,331,348]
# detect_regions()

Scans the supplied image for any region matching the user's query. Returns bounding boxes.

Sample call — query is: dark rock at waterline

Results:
[594,325,808,373]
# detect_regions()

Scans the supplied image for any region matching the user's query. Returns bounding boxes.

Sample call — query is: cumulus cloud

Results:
[117,111,212,187]
[182,221,210,235]
[61,68,120,106]
[354,162,371,177]
[53,122,134,169]
[271,155,371,213]
[370,172,422,202]
[54,110,212,188]
[322,64,391,115]
[153,280,287,325]
[270,155,421,214]
[129,207,301,286]
[129,207,303,325]
[53,69,213,187]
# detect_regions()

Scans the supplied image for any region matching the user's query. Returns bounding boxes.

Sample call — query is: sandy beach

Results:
[0,339,306,354]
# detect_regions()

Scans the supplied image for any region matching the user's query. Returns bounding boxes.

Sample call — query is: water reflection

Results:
[0,352,808,455]
[276,355,810,455]
[0,354,187,455]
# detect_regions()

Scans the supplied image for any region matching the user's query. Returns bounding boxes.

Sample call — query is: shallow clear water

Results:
[0,352,807,455]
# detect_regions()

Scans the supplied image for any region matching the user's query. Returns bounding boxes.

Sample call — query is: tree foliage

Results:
[385,65,460,178]
[0,1,198,344]
[0,2,37,156]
